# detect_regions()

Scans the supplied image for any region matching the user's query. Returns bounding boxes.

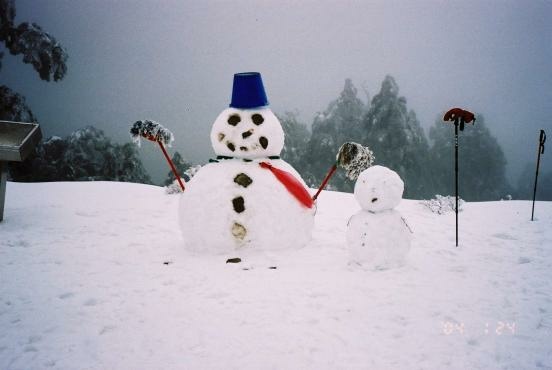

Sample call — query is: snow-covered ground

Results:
[1,181,550,370]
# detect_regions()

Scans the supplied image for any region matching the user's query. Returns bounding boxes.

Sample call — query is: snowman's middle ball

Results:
[354,165,404,212]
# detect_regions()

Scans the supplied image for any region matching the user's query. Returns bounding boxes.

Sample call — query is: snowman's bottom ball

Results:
[179,160,314,255]
[347,210,412,270]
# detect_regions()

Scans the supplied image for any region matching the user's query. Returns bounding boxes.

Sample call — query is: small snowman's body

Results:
[179,73,314,256]
[347,165,412,269]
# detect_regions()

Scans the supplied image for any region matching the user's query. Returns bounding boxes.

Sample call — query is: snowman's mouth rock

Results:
[371,197,378,203]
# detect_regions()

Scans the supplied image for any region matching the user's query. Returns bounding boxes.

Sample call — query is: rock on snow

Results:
[0,181,551,369]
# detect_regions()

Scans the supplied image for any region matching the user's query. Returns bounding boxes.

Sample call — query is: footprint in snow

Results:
[24,345,38,353]
[6,239,30,248]
[44,360,56,367]
[518,257,532,264]
[83,298,97,306]
[58,292,75,300]
[99,325,117,335]
[75,211,98,218]
[492,233,517,241]
[28,335,42,344]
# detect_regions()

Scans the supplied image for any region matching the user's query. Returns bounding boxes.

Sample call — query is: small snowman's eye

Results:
[251,114,264,125]
[228,114,241,126]
[371,198,378,203]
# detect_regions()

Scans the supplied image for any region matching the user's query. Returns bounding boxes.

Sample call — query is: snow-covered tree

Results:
[0,85,36,122]
[515,162,552,201]
[163,151,192,185]
[303,78,366,191]
[278,111,310,175]
[0,0,68,121]
[9,126,151,183]
[429,114,511,201]
[359,75,433,198]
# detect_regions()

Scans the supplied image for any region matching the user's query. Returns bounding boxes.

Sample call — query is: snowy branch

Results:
[130,120,174,147]
[336,142,375,180]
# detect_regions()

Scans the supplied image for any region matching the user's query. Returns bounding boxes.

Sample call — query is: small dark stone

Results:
[227,142,236,151]
[226,258,242,263]
[252,113,264,125]
[228,114,241,126]
[232,196,245,213]
[218,133,225,142]
[259,136,268,149]
[268,266,277,269]
[163,261,172,265]
[240,146,248,151]
[371,197,378,203]
[242,130,253,139]
[234,173,253,187]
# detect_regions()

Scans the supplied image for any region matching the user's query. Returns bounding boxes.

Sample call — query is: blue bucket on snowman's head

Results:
[230,72,269,109]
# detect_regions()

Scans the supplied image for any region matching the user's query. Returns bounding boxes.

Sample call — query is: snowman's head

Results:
[354,165,404,212]
[210,107,284,159]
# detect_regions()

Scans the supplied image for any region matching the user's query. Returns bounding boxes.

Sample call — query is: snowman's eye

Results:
[228,114,241,126]
[251,114,264,125]
[371,198,378,203]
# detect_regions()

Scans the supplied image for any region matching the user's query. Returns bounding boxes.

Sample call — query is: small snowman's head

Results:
[354,165,404,212]
[209,72,284,159]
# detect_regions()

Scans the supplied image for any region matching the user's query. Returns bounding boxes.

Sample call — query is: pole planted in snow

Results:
[443,108,475,247]
[531,129,546,221]
[454,118,459,247]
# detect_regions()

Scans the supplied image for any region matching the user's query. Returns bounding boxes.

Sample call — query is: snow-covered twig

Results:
[130,120,174,147]
[130,119,184,191]
[336,142,375,180]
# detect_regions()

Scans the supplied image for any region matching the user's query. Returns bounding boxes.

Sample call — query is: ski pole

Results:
[312,163,337,201]
[531,129,546,221]
[130,120,185,191]
[157,140,185,191]
[443,108,475,247]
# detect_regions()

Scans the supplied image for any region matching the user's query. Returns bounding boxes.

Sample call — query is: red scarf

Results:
[259,162,314,209]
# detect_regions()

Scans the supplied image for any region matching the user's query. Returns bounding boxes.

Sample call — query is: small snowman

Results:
[179,72,314,257]
[347,165,412,269]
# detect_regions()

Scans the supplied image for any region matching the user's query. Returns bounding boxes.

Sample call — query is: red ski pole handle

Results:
[443,108,476,124]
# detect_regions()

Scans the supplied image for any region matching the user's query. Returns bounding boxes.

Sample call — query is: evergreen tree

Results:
[163,151,192,185]
[9,126,151,183]
[303,78,365,192]
[515,162,552,201]
[359,75,433,198]
[0,0,68,120]
[0,0,67,83]
[0,85,35,121]
[278,111,310,175]
[429,114,511,201]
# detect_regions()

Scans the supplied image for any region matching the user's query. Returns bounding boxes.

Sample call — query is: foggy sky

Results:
[1,0,551,186]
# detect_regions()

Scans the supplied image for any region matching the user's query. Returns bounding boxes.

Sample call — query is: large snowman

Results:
[179,72,315,256]
[347,165,412,269]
